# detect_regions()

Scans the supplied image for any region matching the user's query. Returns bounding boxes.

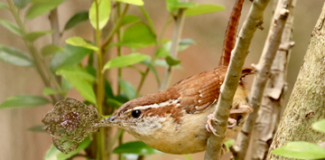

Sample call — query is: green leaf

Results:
[45,145,61,160]
[43,87,59,95]
[166,55,181,66]
[0,19,22,36]
[105,80,114,98]
[156,39,196,58]
[50,44,91,72]
[66,36,98,51]
[26,0,65,19]
[113,141,161,155]
[141,59,160,85]
[185,4,225,17]
[56,137,91,159]
[138,6,156,34]
[23,30,53,41]
[56,67,96,104]
[166,0,197,12]
[28,125,46,132]
[0,2,8,9]
[118,78,136,100]
[89,0,111,30]
[0,45,34,66]
[56,66,96,82]
[185,154,193,160]
[41,44,64,56]
[121,23,156,48]
[272,141,325,159]
[64,11,89,30]
[224,139,235,151]
[14,0,30,9]
[121,15,141,27]
[62,77,73,91]
[113,0,143,6]
[44,137,91,160]
[0,95,50,108]
[103,53,150,71]
[312,119,325,133]
[107,98,123,108]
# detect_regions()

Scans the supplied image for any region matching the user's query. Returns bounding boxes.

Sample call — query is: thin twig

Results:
[160,6,187,90]
[203,0,271,160]
[232,0,293,159]
[135,17,172,96]
[251,0,296,159]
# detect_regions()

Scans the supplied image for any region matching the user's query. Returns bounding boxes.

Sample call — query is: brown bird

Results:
[106,0,252,154]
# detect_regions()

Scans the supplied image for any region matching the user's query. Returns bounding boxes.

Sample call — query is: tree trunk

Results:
[267,3,325,160]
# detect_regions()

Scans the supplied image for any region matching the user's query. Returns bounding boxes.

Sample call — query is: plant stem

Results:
[160,8,186,91]
[232,0,292,159]
[102,4,129,50]
[94,0,105,159]
[117,2,122,95]
[203,0,271,159]
[6,0,62,103]
[135,17,172,96]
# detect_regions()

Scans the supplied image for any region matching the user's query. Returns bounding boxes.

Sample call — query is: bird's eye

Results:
[131,110,142,118]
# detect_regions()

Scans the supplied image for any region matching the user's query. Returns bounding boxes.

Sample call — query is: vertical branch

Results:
[251,0,296,159]
[267,3,325,160]
[93,0,105,159]
[160,2,187,91]
[231,0,293,159]
[49,9,60,46]
[204,0,271,159]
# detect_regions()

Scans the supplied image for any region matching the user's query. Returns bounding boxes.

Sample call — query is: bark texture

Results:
[252,0,296,159]
[267,3,325,159]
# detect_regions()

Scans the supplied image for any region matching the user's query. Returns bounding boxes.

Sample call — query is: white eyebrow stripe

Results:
[125,98,180,113]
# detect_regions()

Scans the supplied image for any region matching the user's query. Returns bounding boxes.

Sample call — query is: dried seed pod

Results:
[42,98,101,153]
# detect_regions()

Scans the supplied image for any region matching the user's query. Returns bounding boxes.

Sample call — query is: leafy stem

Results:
[94,0,105,159]
[136,16,172,96]
[102,4,129,50]
[6,0,63,103]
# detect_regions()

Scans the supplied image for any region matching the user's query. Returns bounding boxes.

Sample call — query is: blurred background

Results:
[0,0,324,159]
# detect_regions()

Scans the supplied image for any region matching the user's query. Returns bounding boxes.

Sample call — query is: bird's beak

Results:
[105,115,121,124]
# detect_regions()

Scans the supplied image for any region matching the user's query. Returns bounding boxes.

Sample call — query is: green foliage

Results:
[28,125,46,132]
[56,66,96,104]
[13,0,30,9]
[119,78,136,100]
[113,0,144,6]
[26,0,65,19]
[312,119,325,133]
[43,87,60,95]
[103,53,150,71]
[0,45,34,66]
[64,11,89,30]
[89,0,111,30]
[113,141,161,155]
[166,55,181,66]
[120,23,156,48]
[23,30,53,41]
[185,4,225,17]
[66,36,98,51]
[121,15,141,27]
[0,95,50,108]
[41,44,64,56]
[0,2,8,9]
[0,19,22,36]
[50,44,91,72]
[224,139,235,151]
[272,119,325,159]
[272,142,325,159]
[45,137,91,160]
[166,0,196,12]
[0,0,226,159]
[156,38,196,58]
